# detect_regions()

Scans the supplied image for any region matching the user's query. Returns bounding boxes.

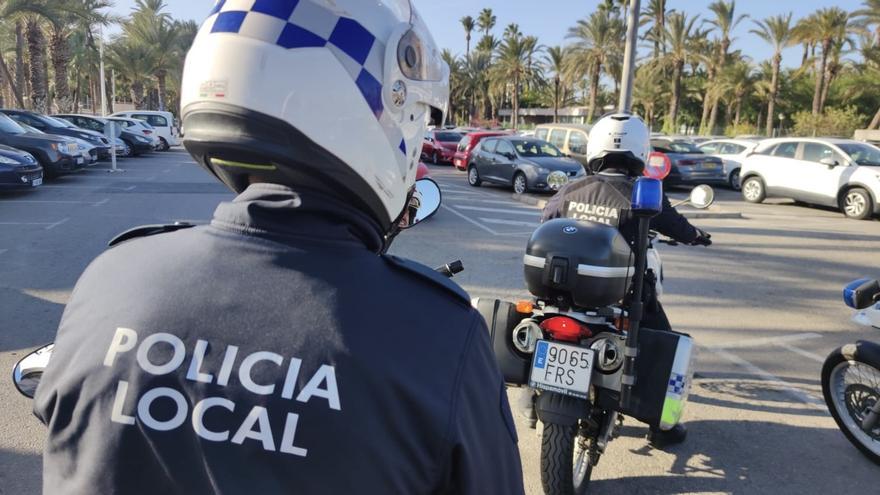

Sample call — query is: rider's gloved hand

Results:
[691,228,712,246]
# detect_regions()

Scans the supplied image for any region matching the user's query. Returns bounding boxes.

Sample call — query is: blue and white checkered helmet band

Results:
[198,0,408,160]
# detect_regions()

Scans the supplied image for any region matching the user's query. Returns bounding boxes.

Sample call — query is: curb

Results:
[511,193,744,219]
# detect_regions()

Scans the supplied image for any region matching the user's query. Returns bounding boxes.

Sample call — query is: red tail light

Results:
[540,317,592,343]
[679,159,696,166]
[143,130,153,135]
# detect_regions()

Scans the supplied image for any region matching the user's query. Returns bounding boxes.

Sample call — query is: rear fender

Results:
[535,390,590,426]
[839,340,880,366]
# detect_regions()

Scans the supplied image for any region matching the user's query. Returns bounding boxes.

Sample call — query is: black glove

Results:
[691,228,712,246]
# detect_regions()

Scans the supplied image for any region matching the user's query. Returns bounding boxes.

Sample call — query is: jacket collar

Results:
[211,183,385,253]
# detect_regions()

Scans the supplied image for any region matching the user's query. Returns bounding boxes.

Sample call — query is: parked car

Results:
[111,110,180,150]
[0,109,112,159]
[650,137,726,186]
[739,137,880,219]
[534,123,591,167]
[17,122,98,165]
[416,162,430,180]
[0,113,83,177]
[422,130,464,164]
[467,136,585,194]
[0,144,42,189]
[698,138,761,190]
[453,131,510,171]
[106,117,160,149]
[52,114,154,156]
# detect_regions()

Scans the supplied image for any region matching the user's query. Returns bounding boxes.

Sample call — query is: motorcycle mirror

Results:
[689,185,715,209]
[401,178,442,229]
[12,343,54,398]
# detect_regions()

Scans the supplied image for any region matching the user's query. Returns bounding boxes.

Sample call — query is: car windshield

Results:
[654,140,703,154]
[837,143,880,166]
[436,132,463,142]
[48,116,76,128]
[512,139,564,157]
[0,114,26,134]
[21,123,44,134]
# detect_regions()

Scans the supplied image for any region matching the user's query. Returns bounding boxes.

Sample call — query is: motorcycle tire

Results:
[821,347,880,465]
[541,423,594,495]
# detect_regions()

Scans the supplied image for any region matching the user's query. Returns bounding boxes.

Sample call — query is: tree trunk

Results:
[0,55,25,108]
[587,61,601,123]
[708,96,720,135]
[666,61,683,133]
[73,74,80,112]
[819,62,837,114]
[812,40,830,116]
[50,26,73,113]
[870,105,880,130]
[26,18,49,113]
[554,77,560,122]
[512,71,520,129]
[15,22,26,108]
[699,67,716,133]
[766,53,781,136]
[734,95,743,126]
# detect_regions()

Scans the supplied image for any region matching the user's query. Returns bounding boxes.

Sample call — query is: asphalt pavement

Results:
[1,154,878,494]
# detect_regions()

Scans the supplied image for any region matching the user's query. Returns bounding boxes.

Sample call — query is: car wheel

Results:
[467,165,482,187]
[431,152,439,164]
[841,188,873,220]
[159,137,170,151]
[513,172,528,195]
[741,177,765,203]
[728,169,741,191]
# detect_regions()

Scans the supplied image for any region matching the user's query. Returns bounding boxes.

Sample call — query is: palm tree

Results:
[543,45,567,122]
[855,0,880,44]
[704,1,748,133]
[0,0,59,109]
[566,10,623,122]
[477,8,496,38]
[475,34,499,53]
[441,49,462,123]
[107,39,155,109]
[460,15,475,57]
[462,50,492,122]
[492,31,542,129]
[795,8,853,116]
[125,0,181,111]
[751,13,794,135]
[660,12,700,133]
[640,0,670,59]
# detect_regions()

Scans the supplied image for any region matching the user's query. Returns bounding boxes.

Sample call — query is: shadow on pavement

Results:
[0,286,65,353]
[0,449,41,495]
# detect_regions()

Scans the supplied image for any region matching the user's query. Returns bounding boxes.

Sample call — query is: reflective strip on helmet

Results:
[576,264,633,278]
[523,254,546,269]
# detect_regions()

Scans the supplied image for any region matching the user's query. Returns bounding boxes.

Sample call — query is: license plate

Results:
[76,157,84,165]
[700,162,718,169]
[529,340,594,399]
[31,178,42,187]
[67,143,78,153]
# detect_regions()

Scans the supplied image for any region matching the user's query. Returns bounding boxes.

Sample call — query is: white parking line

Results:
[440,204,498,235]
[705,332,823,350]
[3,200,97,205]
[93,198,110,207]
[0,249,7,255]
[453,205,541,217]
[480,218,539,227]
[779,344,826,363]
[0,222,55,227]
[444,196,539,207]
[45,218,70,230]
[124,186,136,191]
[706,347,825,408]
[440,188,482,195]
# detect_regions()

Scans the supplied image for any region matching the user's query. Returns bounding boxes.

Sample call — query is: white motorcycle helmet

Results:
[181,0,449,232]
[586,113,651,175]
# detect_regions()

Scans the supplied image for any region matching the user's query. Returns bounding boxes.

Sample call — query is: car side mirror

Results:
[12,343,54,398]
[820,157,839,168]
[401,178,442,229]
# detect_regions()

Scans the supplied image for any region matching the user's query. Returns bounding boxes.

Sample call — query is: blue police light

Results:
[632,177,663,215]
[844,278,871,309]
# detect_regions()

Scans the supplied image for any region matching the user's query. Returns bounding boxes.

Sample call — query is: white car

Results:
[739,137,880,219]
[106,117,160,149]
[111,110,179,150]
[698,138,761,190]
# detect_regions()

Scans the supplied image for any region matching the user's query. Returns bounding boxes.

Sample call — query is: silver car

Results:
[698,138,761,190]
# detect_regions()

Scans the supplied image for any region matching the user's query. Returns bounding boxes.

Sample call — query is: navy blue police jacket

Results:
[34,183,525,495]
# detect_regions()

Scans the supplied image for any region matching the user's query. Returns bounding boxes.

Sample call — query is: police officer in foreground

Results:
[33,2,524,493]
[533,113,711,446]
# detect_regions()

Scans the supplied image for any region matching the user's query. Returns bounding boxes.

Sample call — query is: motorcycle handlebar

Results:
[435,260,464,278]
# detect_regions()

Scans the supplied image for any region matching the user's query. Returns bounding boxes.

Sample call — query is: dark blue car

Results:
[0,144,42,189]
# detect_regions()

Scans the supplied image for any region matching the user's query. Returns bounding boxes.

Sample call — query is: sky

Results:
[110,0,870,68]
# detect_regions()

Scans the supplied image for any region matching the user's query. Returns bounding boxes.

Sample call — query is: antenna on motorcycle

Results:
[620,178,663,410]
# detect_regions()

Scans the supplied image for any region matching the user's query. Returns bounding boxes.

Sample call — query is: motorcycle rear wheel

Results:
[541,422,597,495]
[821,348,880,465]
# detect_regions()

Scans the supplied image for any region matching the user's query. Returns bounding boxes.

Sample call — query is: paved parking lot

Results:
[1,155,878,493]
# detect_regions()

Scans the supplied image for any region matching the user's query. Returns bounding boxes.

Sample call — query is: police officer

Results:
[33,2,524,494]
[534,113,711,446]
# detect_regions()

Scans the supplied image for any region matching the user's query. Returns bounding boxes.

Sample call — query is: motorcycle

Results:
[821,277,880,464]
[12,179,445,399]
[475,181,714,495]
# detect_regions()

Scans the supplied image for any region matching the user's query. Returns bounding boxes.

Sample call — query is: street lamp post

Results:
[98,26,121,173]
[618,0,642,113]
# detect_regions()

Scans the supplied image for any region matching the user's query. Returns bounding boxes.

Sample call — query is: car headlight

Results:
[537,167,550,174]
[0,155,19,164]
[547,171,569,190]
[49,143,59,151]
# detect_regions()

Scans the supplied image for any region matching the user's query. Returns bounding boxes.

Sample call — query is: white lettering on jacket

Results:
[103,327,334,457]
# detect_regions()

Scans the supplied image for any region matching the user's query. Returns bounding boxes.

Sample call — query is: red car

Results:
[416,161,430,180]
[453,131,510,171]
[422,130,464,164]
